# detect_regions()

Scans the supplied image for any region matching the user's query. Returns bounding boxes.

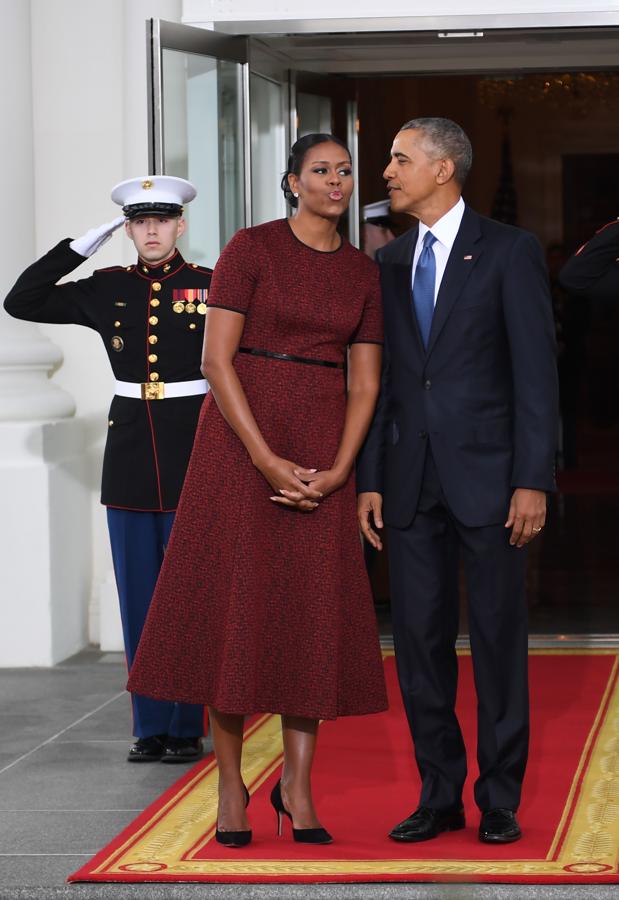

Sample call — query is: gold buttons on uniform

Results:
[149,335,158,345]
[150,372,159,381]
[148,353,158,363]
[150,298,160,307]
[152,282,161,291]
[125,266,132,272]
[114,320,121,327]
[149,315,158,325]
[108,419,114,426]
[191,263,198,268]
[189,322,197,330]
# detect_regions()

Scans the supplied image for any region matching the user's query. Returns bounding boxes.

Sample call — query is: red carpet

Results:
[69,650,619,884]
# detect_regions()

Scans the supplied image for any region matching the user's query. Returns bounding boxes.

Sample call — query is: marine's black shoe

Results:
[160,736,203,764]
[479,808,522,843]
[127,734,167,762]
[389,805,465,842]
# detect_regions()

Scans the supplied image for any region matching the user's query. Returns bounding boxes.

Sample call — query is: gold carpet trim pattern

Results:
[93,651,619,879]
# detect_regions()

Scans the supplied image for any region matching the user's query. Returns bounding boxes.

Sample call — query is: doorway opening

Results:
[149,20,619,637]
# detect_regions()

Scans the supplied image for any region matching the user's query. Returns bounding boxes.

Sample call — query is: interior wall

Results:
[357,72,619,252]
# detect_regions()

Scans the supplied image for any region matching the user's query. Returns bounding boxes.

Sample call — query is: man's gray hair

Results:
[400,117,472,186]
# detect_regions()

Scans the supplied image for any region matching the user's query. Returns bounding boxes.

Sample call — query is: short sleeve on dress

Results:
[350,264,384,344]
[206,228,258,316]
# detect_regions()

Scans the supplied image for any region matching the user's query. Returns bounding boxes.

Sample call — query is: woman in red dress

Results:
[128,134,387,846]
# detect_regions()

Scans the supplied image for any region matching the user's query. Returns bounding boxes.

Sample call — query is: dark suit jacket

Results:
[357,205,559,529]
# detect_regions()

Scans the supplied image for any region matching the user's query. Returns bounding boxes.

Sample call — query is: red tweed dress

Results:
[127,219,388,719]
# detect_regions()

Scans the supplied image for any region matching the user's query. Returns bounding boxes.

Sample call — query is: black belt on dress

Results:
[238,347,344,369]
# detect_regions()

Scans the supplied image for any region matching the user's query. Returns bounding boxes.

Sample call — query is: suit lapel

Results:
[384,227,425,351]
[425,206,483,358]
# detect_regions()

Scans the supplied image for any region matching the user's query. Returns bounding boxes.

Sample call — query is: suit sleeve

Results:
[558,220,619,301]
[4,239,98,327]
[355,247,390,494]
[502,232,559,492]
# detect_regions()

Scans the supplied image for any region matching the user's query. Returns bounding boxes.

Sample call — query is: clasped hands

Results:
[257,453,347,512]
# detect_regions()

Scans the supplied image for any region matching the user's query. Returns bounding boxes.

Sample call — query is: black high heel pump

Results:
[270,779,333,844]
[215,784,252,848]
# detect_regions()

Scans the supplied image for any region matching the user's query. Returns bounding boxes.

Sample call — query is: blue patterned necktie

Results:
[412,231,437,348]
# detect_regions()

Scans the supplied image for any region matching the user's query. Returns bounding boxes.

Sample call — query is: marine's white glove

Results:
[69,215,126,258]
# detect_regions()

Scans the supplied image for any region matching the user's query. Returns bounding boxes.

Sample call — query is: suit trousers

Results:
[387,448,529,811]
[107,508,204,739]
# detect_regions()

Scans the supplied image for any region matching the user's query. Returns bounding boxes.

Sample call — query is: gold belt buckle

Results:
[141,381,165,400]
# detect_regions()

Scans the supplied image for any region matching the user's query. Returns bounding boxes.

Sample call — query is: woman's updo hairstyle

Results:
[281,133,351,208]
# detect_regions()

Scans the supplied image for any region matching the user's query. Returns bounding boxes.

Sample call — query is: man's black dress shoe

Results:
[160,736,203,764]
[389,805,465,842]
[127,734,167,762]
[479,808,522,843]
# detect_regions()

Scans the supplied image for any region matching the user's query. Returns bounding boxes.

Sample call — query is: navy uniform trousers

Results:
[387,448,529,813]
[107,508,204,739]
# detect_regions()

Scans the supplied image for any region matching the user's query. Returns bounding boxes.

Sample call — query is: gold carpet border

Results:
[94,652,619,879]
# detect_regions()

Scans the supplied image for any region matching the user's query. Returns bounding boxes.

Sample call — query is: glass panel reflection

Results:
[250,74,286,226]
[162,48,245,267]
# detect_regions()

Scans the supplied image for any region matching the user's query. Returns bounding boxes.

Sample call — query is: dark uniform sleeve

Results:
[559,220,619,301]
[350,262,384,345]
[4,238,99,328]
[206,229,259,316]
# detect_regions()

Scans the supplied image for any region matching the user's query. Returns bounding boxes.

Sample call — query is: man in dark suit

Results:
[357,119,558,844]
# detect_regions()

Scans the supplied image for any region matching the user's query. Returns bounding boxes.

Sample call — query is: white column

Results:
[0,0,89,665]
[97,0,184,652]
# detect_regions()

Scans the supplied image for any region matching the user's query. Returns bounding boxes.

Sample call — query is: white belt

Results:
[115,378,209,400]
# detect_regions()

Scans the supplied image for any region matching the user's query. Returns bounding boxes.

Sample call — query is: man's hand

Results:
[357,491,384,550]
[505,488,547,548]
[70,216,126,258]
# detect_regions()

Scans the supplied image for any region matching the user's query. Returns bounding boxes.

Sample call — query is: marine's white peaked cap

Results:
[111,176,197,217]
[362,199,391,221]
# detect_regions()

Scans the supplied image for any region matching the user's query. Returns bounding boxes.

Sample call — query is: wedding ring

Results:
[532,527,542,533]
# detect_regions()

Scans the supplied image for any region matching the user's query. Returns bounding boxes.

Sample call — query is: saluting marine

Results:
[559,217,619,300]
[4,176,211,763]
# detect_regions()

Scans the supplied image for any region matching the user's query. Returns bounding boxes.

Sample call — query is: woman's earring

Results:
[293,192,299,198]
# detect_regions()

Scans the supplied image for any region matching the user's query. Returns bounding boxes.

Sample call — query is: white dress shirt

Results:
[411,197,465,305]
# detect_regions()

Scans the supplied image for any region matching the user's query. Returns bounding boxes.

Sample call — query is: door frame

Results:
[147,18,252,224]
[147,19,363,245]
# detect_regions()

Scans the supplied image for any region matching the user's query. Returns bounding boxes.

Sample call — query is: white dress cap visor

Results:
[362,199,391,221]
[111,175,197,209]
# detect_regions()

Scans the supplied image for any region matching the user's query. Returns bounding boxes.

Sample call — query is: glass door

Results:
[148,19,250,267]
[147,22,359,251]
